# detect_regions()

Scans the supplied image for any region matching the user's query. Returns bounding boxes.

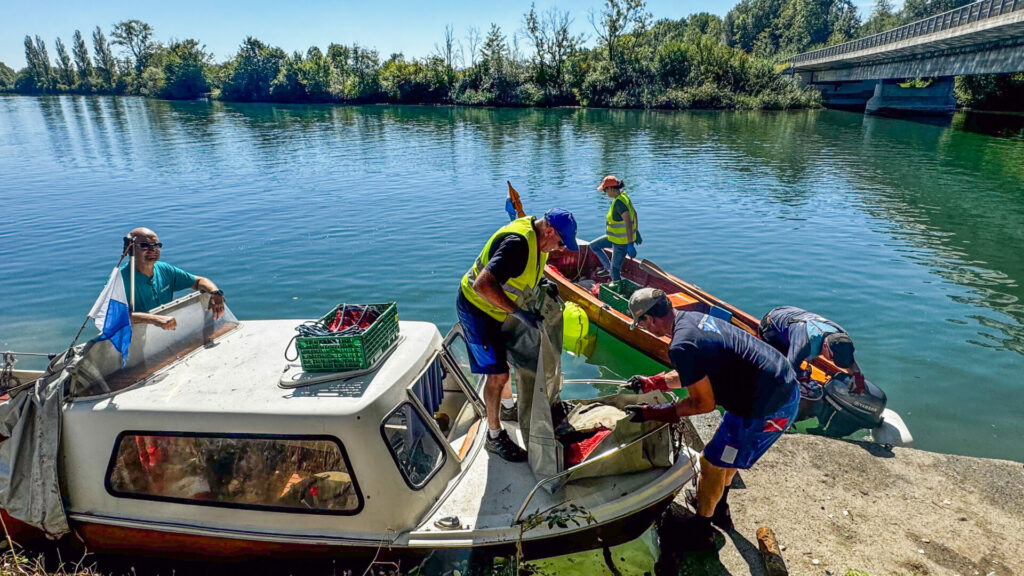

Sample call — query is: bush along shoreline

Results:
[2,0,1022,111]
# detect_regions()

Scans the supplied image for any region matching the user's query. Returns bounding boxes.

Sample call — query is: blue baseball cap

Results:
[544,208,579,251]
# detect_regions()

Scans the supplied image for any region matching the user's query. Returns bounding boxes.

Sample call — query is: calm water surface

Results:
[1,96,1022,462]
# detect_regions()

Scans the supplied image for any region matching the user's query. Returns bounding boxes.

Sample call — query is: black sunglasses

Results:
[138,242,163,251]
[551,228,565,248]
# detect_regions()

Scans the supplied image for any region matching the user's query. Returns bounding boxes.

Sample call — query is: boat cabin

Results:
[62,292,488,547]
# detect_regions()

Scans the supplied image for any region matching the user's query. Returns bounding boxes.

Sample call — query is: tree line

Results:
[1,0,1020,110]
[5,22,211,100]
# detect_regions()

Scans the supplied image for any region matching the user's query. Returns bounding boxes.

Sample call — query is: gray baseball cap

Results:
[628,287,668,330]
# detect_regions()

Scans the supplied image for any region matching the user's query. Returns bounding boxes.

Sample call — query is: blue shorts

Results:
[455,291,509,375]
[703,386,800,469]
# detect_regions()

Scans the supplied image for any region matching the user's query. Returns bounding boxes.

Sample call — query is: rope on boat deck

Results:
[360,528,397,576]
[0,351,21,394]
[284,304,374,362]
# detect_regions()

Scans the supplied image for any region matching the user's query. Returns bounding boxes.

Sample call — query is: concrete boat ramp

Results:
[666,414,1024,576]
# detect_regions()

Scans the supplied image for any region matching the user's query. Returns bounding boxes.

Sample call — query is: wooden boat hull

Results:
[54,492,675,563]
[545,245,840,381]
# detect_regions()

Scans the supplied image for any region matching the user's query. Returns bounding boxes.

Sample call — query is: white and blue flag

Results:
[89,267,133,366]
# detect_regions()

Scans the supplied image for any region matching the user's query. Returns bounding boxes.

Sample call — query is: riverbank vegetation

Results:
[1,0,1020,110]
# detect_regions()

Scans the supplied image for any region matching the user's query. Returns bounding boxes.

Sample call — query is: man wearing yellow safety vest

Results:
[456,209,579,462]
[587,175,641,282]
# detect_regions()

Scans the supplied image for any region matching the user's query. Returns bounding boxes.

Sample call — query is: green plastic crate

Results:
[296,302,400,372]
[598,279,642,315]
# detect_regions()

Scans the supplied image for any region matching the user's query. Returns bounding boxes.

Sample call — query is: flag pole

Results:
[129,238,136,313]
[65,241,134,359]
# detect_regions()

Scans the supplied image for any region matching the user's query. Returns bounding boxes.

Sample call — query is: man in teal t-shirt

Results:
[120,227,226,331]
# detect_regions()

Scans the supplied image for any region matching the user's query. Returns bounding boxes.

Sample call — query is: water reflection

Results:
[954,110,1024,139]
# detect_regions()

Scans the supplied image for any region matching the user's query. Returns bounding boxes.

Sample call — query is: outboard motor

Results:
[812,373,886,438]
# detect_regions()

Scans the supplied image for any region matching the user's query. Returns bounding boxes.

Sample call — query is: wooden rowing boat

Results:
[546,242,915,446]
[544,242,839,383]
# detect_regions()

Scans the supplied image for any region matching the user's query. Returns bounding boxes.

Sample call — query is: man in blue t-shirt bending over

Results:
[624,288,799,551]
[120,227,226,331]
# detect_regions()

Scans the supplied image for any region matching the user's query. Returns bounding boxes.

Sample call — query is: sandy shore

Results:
[667,416,1024,576]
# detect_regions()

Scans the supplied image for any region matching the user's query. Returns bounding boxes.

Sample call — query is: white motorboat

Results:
[0,292,698,564]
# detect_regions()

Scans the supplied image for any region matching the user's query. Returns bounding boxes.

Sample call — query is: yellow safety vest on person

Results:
[460,217,548,322]
[606,192,638,245]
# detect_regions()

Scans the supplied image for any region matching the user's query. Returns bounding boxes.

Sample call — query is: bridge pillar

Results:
[813,80,877,111]
[865,78,956,117]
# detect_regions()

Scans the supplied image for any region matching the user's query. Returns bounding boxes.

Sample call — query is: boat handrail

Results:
[511,422,670,526]
[562,378,631,387]
[1,350,54,397]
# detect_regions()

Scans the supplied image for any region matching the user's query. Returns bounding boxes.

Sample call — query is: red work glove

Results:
[627,372,670,393]
[851,372,866,395]
[624,402,679,424]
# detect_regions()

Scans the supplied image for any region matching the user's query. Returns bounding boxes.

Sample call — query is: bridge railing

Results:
[790,0,1022,65]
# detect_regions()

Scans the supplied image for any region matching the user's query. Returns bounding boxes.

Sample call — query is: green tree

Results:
[473,24,526,105]
[111,19,155,73]
[480,23,508,70]
[0,61,15,91]
[723,0,857,57]
[379,53,449,103]
[955,73,1024,111]
[325,43,381,101]
[269,51,306,101]
[268,48,338,102]
[21,35,54,92]
[684,13,724,42]
[900,0,972,22]
[433,23,458,92]
[92,26,117,90]
[221,37,286,101]
[54,37,76,89]
[71,30,95,89]
[523,4,583,102]
[138,66,165,96]
[654,40,692,87]
[160,39,211,99]
[860,0,900,36]
[589,0,650,64]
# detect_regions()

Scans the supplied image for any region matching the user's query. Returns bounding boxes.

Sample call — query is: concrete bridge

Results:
[788,0,1024,115]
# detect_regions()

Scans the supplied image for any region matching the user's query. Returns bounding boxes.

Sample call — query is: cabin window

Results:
[381,403,446,489]
[106,433,362,515]
[444,331,483,394]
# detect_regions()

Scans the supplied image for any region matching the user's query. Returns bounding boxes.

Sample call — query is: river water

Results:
[1,96,1022,463]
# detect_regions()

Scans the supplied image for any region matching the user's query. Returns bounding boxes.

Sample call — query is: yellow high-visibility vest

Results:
[460,217,547,321]
[606,192,637,245]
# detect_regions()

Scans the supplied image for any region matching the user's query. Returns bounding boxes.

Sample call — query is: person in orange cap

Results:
[588,175,640,282]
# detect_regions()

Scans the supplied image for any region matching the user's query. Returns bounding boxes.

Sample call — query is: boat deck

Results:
[414,424,672,542]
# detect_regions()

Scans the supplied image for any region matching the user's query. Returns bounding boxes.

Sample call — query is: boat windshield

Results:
[69,292,239,398]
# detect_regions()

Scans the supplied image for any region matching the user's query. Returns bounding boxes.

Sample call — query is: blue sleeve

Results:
[167,264,197,293]
[786,325,811,368]
[670,341,706,387]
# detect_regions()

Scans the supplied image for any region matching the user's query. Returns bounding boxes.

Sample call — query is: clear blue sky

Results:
[1,0,880,69]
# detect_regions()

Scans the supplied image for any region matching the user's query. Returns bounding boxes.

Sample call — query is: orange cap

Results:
[597,175,624,190]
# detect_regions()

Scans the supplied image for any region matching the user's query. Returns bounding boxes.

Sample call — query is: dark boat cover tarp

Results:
[0,356,71,536]
[507,287,565,491]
